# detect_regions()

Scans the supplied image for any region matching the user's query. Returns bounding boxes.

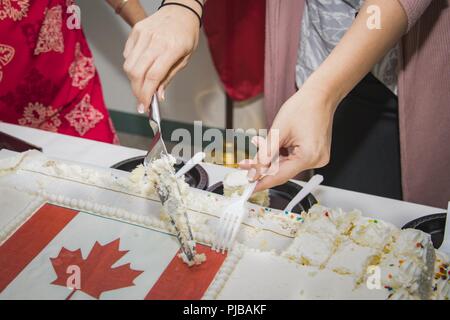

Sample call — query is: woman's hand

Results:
[123,4,200,113]
[239,0,409,192]
[240,83,339,192]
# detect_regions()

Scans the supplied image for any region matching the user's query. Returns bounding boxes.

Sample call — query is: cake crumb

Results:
[178,252,207,267]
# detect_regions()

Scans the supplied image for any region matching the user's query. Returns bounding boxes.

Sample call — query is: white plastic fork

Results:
[213,180,257,253]
[438,201,450,256]
[283,174,323,213]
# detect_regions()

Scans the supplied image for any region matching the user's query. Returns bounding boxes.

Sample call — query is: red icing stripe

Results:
[145,244,227,300]
[0,203,78,292]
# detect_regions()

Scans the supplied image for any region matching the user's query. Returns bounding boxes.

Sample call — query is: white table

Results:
[0,122,444,227]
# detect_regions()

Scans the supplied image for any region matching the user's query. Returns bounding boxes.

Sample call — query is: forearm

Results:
[304,0,408,108]
[105,0,147,26]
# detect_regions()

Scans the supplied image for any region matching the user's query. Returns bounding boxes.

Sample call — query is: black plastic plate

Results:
[402,213,447,249]
[207,181,317,213]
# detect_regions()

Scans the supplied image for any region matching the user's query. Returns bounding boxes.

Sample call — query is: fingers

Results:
[124,32,160,111]
[238,132,281,181]
[251,136,270,165]
[238,159,256,170]
[156,56,189,100]
[254,158,306,192]
[251,132,282,180]
[240,155,307,192]
[157,86,165,102]
[124,24,179,111]
[123,10,200,113]
[237,137,269,180]
[124,44,182,110]
[124,32,151,72]
[127,48,160,111]
[123,27,138,58]
[237,137,263,170]
[138,52,182,110]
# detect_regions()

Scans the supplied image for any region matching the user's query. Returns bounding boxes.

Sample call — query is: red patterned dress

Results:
[0,0,119,144]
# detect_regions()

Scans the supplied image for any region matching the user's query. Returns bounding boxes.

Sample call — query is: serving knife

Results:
[143,94,197,263]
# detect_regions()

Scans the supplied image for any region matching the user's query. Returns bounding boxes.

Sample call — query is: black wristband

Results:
[158,1,203,28]
[191,0,204,11]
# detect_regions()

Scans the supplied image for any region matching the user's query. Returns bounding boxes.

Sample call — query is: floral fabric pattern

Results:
[18,102,61,132]
[0,43,15,83]
[65,94,104,136]
[0,0,30,21]
[69,42,95,89]
[0,0,118,144]
[34,5,64,55]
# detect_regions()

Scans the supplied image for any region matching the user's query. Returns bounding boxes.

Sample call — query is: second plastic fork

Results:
[213,180,257,253]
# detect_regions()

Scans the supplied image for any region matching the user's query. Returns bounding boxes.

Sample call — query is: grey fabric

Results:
[296,0,399,95]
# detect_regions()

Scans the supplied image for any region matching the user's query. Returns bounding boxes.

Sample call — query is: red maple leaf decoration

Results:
[50,239,143,299]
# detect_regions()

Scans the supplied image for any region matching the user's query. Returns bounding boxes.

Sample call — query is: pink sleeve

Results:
[397,0,433,32]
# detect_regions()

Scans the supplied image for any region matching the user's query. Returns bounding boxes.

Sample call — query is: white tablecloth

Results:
[0,122,444,227]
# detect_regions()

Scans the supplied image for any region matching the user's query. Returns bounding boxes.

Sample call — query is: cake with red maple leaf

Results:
[0,151,448,300]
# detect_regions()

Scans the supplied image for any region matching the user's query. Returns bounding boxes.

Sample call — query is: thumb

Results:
[254,157,307,192]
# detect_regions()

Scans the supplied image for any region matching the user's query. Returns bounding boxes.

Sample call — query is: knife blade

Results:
[143,94,197,264]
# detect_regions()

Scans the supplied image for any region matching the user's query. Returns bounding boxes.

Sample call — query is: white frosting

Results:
[327,238,379,277]
[223,170,250,188]
[203,244,245,300]
[223,170,270,207]
[282,231,335,267]
[214,248,393,300]
[350,216,396,250]
[1,189,216,253]
[1,152,445,300]
[0,196,44,245]
[392,229,434,265]
[243,204,438,299]
[0,151,27,176]
[431,251,450,300]
[303,205,362,237]
[299,212,341,241]
[7,151,299,239]
[378,253,423,291]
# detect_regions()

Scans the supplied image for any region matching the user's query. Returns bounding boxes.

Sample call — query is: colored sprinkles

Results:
[283,210,304,222]
[435,263,449,281]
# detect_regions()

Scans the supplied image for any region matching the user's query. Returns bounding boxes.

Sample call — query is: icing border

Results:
[202,244,245,300]
[0,189,215,248]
